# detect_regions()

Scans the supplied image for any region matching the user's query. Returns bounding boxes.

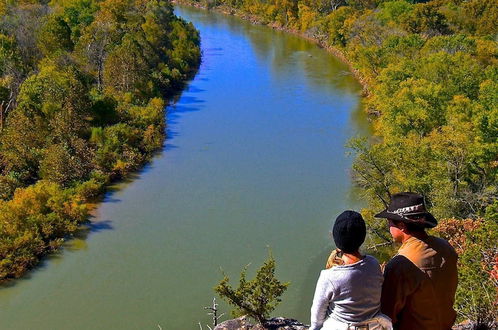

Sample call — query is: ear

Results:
[398,221,408,232]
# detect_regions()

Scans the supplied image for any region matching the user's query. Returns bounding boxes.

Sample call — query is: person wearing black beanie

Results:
[310,211,392,330]
[333,210,366,254]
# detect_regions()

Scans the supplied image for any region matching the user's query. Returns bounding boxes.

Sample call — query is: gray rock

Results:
[214,316,309,330]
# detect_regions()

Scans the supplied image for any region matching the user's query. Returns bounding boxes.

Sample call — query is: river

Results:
[0,5,369,329]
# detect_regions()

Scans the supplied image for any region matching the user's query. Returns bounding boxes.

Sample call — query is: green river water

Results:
[0,5,370,329]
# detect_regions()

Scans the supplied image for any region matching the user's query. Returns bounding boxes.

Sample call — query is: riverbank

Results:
[173,1,370,97]
[0,0,201,283]
[171,1,498,327]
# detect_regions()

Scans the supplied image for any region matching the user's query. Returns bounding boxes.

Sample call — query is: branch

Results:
[367,241,392,250]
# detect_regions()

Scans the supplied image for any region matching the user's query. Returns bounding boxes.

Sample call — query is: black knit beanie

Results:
[332,210,366,253]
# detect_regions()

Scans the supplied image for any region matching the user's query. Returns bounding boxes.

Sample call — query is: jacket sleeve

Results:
[310,270,335,330]
[381,255,419,325]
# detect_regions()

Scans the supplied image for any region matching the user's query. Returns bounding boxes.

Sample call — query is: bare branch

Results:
[367,241,392,250]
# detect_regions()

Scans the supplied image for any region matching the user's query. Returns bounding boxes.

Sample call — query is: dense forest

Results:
[178,0,498,327]
[0,0,200,281]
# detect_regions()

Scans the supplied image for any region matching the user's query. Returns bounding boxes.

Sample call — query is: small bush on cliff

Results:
[434,218,498,329]
[214,253,290,324]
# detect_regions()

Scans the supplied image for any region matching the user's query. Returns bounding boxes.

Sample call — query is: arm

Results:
[310,270,335,330]
[381,255,418,325]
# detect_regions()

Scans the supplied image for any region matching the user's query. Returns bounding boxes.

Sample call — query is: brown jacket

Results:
[381,235,458,330]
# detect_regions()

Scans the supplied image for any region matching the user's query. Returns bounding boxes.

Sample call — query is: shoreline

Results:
[173,0,370,97]
[0,21,202,286]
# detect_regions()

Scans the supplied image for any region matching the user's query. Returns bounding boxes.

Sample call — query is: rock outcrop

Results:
[214,316,309,330]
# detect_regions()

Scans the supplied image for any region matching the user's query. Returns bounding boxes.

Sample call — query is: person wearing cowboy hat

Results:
[375,192,458,330]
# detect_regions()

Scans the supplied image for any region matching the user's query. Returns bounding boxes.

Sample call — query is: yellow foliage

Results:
[476,39,498,66]
[297,3,317,32]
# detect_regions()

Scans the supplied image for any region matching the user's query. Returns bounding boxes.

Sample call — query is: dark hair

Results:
[391,218,426,233]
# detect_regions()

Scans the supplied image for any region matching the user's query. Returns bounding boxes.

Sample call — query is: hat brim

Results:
[375,209,437,228]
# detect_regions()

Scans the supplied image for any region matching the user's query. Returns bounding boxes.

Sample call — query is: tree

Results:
[0,78,14,131]
[103,34,150,98]
[0,33,25,130]
[301,0,346,14]
[57,0,99,42]
[447,0,498,36]
[0,112,48,184]
[377,78,448,138]
[414,52,484,100]
[16,62,90,121]
[74,0,128,91]
[322,6,354,47]
[376,0,413,26]
[402,2,450,37]
[346,0,377,10]
[0,180,87,280]
[0,0,201,284]
[215,253,289,324]
[0,4,46,68]
[0,173,21,200]
[37,14,74,57]
[39,139,93,187]
[420,34,476,56]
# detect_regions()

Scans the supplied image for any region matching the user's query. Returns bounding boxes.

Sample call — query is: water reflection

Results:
[205,12,361,96]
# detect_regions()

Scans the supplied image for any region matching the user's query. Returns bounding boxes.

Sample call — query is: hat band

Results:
[387,203,424,216]
[386,204,428,221]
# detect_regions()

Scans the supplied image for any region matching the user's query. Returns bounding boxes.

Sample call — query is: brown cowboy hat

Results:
[374,192,438,228]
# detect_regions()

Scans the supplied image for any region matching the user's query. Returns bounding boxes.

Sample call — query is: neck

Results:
[401,230,428,243]
[341,251,363,264]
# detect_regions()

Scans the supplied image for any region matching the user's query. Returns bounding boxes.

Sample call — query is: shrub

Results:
[214,253,290,324]
[434,218,498,329]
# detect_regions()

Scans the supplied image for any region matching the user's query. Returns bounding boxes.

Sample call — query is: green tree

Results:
[420,34,476,56]
[215,253,290,324]
[377,78,448,138]
[376,0,413,26]
[37,14,74,56]
[0,34,25,130]
[74,0,129,90]
[322,6,354,46]
[402,2,450,36]
[57,0,99,42]
[39,140,93,187]
[0,0,200,284]
[0,112,48,183]
[16,62,90,120]
[103,34,151,98]
[414,52,484,100]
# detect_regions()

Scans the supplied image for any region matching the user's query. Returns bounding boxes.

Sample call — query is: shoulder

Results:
[384,255,428,292]
[318,268,336,283]
[364,255,381,265]
[364,255,382,271]
[385,254,421,277]
[427,235,457,256]
[315,269,337,292]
